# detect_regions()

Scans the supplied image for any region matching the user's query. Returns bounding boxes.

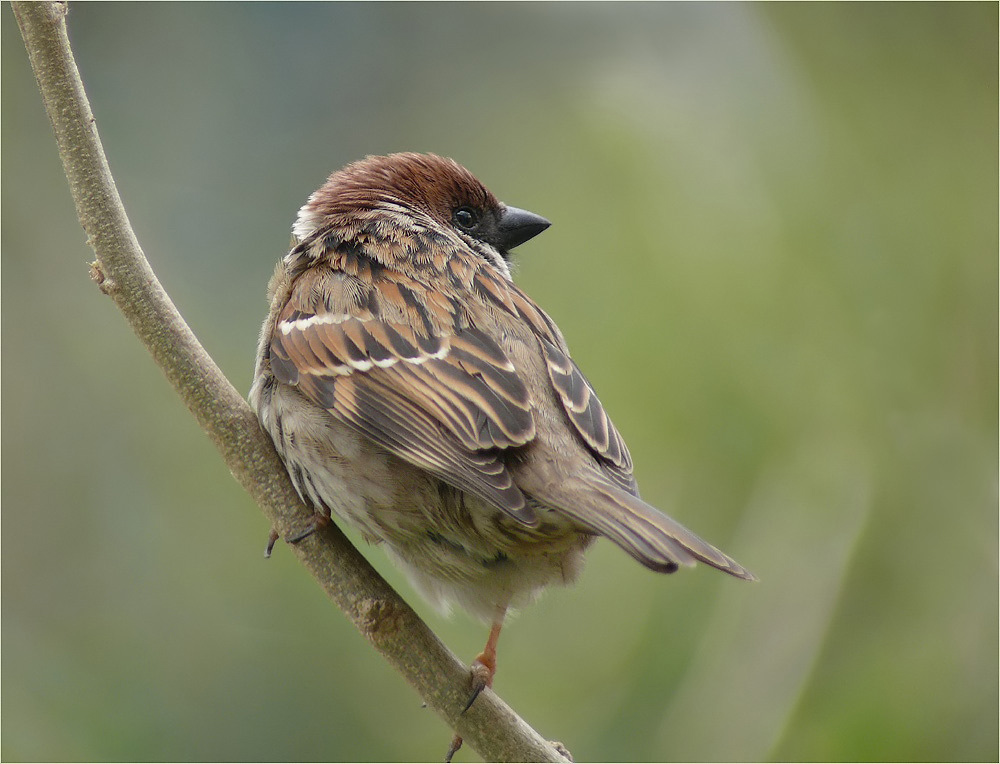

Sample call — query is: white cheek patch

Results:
[292,195,322,240]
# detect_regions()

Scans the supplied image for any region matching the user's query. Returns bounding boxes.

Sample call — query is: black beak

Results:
[496,205,551,251]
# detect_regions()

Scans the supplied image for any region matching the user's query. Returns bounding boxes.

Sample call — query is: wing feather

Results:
[270,249,639,524]
[538,336,637,495]
[269,269,538,525]
[553,472,757,581]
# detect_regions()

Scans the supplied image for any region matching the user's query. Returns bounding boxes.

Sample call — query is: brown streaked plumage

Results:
[250,153,754,758]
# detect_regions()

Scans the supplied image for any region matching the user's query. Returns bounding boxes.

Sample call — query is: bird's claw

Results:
[445,653,498,761]
[264,527,280,558]
[263,513,331,557]
[461,657,494,713]
[444,734,463,763]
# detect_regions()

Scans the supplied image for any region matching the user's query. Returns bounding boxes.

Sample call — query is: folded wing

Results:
[269,268,539,525]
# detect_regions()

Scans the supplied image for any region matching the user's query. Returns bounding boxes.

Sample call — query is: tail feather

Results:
[555,473,757,581]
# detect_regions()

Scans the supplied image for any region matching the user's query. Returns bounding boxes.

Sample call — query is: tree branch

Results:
[12,3,566,761]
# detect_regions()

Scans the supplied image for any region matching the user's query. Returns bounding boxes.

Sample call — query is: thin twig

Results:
[12,2,566,760]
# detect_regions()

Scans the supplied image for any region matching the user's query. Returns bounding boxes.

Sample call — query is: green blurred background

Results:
[3,3,996,761]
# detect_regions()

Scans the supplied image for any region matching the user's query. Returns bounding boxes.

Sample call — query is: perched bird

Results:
[250,152,754,758]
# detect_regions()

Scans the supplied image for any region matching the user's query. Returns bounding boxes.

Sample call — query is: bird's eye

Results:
[453,206,480,232]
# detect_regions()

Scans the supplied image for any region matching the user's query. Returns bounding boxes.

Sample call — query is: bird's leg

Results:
[445,608,506,762]
[263,512,331,557]
[464,617,504,712]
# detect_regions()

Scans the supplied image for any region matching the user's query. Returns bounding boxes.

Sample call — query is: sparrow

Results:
[250,152,754,759]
